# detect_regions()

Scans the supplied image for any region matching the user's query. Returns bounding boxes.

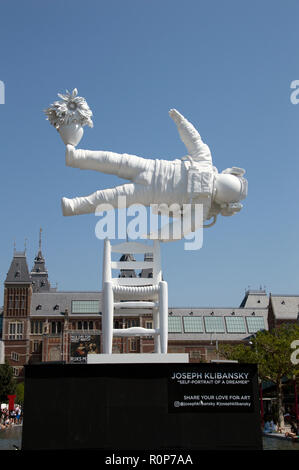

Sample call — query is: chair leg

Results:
[102,281,113,354]
[159,281,168,354]
[153,308,161,353]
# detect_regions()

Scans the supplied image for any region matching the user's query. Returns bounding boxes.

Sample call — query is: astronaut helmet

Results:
[213,169,248,205]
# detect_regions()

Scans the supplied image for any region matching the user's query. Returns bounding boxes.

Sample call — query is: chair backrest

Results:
[102,239,162,288]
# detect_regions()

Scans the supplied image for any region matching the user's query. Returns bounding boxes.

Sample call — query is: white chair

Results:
[102,238,168,354]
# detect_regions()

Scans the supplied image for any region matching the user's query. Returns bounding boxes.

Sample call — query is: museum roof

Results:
[270,294,299,320]
[5,251,32,284]
[167,306,268,342]
[30,291,102,317]
[239,289,268,308]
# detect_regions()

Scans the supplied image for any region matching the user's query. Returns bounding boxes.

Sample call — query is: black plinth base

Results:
[22,362,262,451]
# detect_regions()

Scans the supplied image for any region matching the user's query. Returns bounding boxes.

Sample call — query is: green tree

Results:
[0,362,17,403]
[219,324,299,428]
[16,382,24,405]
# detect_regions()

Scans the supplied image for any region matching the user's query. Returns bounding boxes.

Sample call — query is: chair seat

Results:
[113,327,159,337]
[113,301,157,309]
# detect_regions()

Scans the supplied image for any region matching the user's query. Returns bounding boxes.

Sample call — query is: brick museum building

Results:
[1,234,298,380]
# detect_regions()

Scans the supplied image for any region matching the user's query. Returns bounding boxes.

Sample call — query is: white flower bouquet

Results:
[44,88,93,146]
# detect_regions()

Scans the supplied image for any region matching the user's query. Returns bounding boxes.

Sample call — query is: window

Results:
[51,321,62,334]
[168,316,182,333]
[146,321,153,329]
[225,317,246,333]
[125,319,140,328]
[246,316,265,333]
[33,341,41,353]
[130,339,138,352]
[183,316,204,333]
[9,322,23,340]
[73,320,95,331]
[204,316,225,333]
[72,300,100,314]
[31,320,44,335]
[11,352,19,362]
[12,367,19,377]
[189,350,204,360]
[8,295,13,307]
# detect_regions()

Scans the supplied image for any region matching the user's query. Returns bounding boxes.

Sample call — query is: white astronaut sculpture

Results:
[45,91,248,358]
[61,108,247,238]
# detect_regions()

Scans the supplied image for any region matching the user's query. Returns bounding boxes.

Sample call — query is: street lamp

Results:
[247,334,264,427]
[210,331,219,359]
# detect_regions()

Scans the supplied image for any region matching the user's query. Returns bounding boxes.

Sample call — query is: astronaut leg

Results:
[62,183,152,216]
[66,145,153,181]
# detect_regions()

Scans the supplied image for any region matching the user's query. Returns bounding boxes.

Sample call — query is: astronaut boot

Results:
[61,194,100,216]
[61,197,75,216]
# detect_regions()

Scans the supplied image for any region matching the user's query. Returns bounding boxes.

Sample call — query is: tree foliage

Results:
[219,324,299,383]
[0,362,16,403]
[219,324,299,427]
[16,382,24,405]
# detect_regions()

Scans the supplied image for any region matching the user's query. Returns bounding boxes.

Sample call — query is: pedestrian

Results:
[15,406,21,424]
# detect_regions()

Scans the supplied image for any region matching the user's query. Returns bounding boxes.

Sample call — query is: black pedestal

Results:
[22,362,262,451]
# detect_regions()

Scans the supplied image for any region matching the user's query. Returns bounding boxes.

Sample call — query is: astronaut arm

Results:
[169,109,213,166]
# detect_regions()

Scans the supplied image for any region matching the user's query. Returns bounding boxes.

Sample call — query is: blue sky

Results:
[0,0,299,307]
